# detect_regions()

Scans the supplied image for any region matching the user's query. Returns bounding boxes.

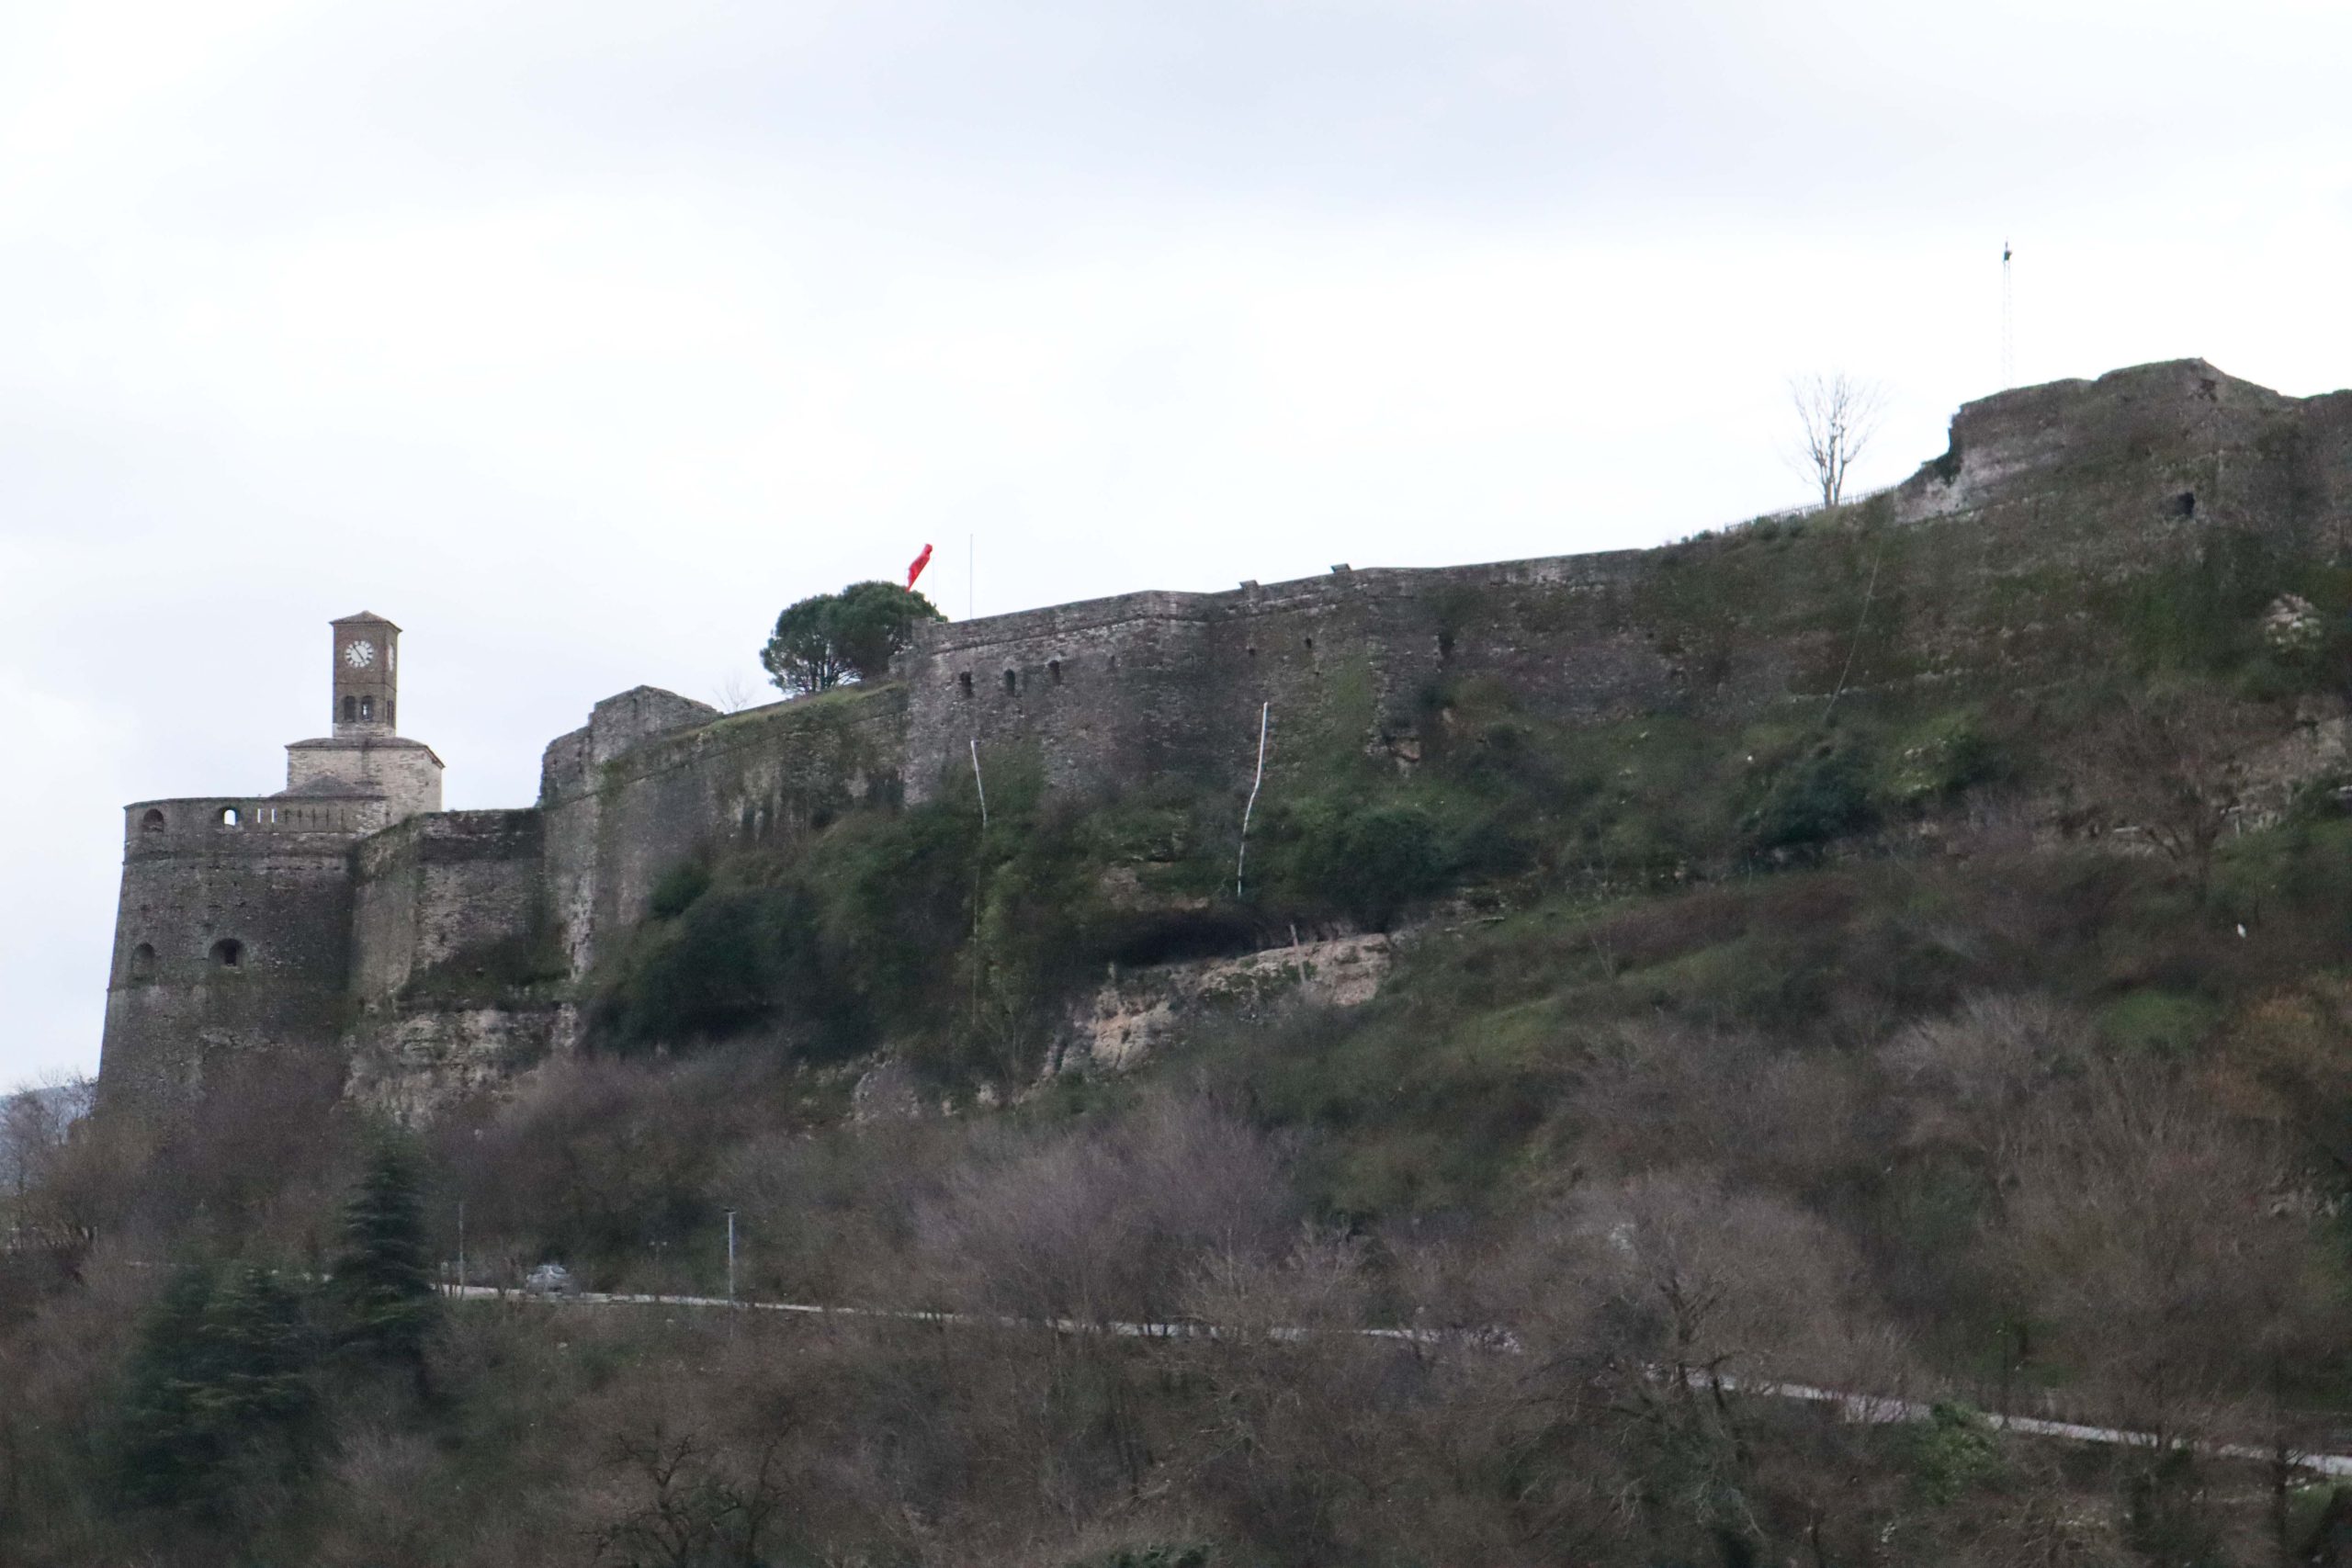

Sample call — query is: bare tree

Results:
[914,1094,1296,1328]
[1996,1062,2339,1561]
[1788,372,1887,508]
[2067,681,2276,898]
[0,1077,92,1209]
[592,1423,792,1568]
[708,672,763,715]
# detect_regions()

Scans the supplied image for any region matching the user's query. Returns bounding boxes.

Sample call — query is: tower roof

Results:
[331,611,401,630]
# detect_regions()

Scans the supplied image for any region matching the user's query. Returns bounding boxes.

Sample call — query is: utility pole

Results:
[456,1200,465,1298]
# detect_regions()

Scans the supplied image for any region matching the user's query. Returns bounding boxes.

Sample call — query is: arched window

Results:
[129,942,156,981]
[220,806,241,827]
[358,695,375,721]
[342,695,357,722]
[387,698,395,727]
[141,808,166,833]
[1002,669,1017,694]
[957,671,973,698]
[209,938,243,969]
[1047,659,1062,685]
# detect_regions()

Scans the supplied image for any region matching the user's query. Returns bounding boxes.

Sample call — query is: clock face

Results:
[345,639,375,670]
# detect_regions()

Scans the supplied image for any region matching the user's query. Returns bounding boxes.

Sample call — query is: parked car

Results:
[524,1262,577,1297]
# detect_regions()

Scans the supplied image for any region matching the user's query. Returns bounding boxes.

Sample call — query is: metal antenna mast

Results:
[2000,238,2015,388]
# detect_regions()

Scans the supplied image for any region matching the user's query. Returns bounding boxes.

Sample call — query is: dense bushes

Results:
[596,801,981,1062]
[1743,735,1875,852]
[1267,796,1450,927]
[592,682,2041,1073]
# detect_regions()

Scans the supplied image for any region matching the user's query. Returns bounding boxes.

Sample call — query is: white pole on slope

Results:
[1236,703,1270,898]
[970,739,989,829]
[2001,238,2015,389]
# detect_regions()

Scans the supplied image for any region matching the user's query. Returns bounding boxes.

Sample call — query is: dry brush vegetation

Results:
[17,522,2352,1563]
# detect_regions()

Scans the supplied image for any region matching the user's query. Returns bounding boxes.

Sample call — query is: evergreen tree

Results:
[330,1136,437,1382]
[116,1262,316,1515]
[760,581,944,694]
[116,1261,221,1509]
[195,1266,314,1438]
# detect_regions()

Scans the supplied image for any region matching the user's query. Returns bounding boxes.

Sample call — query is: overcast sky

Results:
[5,0,2349,1086]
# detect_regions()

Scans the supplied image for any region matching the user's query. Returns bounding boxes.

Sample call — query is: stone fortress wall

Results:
[94,360,2352,1118]
[100,796,382,1113]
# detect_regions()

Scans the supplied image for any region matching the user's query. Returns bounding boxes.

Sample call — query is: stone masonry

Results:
[94,360,2352,1118]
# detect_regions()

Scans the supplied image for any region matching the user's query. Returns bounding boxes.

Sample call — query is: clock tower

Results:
[281,612,443,822]
[332,612,400,736]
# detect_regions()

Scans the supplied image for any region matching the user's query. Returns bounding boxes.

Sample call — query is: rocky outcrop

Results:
[1048,933,1393,1076]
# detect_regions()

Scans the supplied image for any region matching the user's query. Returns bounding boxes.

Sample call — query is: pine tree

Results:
[330,1136,437,1383]
[116,1261,221,1508]
[116,1262,317,1514]
[194,1266,314,1437]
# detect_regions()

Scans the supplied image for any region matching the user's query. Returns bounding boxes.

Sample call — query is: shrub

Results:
[1745,738,1875,852]
[648,859,712,920]
[1909,1403,2002,1506]
[603,889,797,1049]
[1876,708,2000,810]
[1280,798,1450,928]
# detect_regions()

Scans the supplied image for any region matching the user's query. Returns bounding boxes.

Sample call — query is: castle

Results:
[96,360,2352,1119]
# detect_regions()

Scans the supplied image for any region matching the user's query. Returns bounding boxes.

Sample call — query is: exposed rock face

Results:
[1049,933,1394,1077]
[344,1003,578,1124]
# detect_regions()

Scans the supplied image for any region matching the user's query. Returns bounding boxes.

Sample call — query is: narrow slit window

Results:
[210,938,243,969]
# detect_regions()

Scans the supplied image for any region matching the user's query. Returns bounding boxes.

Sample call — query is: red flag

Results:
[906,543,934,589]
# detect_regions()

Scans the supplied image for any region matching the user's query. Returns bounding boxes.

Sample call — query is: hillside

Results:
[20,359,2352,1565]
